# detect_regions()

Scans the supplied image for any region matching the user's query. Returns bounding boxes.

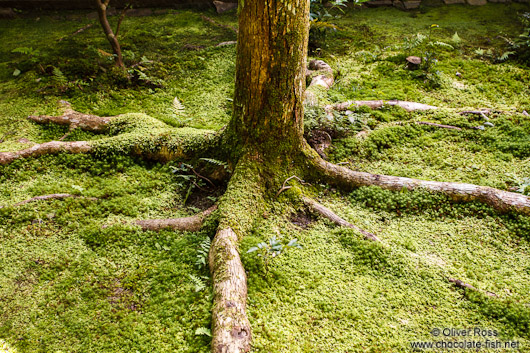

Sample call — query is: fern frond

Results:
[189,274,206,292]
[52,67,67,85]
[199,158,229,171]
[498,51,515,62]
[195,327,212,337]
[196,237,211,269]
[431,41,454,50]
[172,97,185,116]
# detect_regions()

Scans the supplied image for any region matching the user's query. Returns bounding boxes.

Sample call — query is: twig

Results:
[0,194,97,209]
[448,278,497,297]
[192,180,208,192]
[416,122,462,131]
[58,24,94,42]
[459,110,490,120]
[115,4,131,38]
[200,15,238,34]
[302,196,380,241]
[276,175,310,198]
[191,168,215,188]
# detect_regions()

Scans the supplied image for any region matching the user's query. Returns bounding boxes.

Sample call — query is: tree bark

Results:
[95,0,125,68]
[228,0,310,157]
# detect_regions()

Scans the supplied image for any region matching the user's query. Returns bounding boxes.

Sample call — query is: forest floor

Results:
[1,3,530,352]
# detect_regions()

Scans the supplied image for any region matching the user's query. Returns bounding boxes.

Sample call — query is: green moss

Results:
[0,154,213,352]
[242,195,530,351]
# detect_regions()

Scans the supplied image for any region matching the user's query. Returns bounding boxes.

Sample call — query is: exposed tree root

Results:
[302,196,380,241]
[209,226,251,353]
[276,175,310,198]
[28,101,114,132]
[208,156,266,353]
[307,60,334,90]
[448,278,497,298]
[329,100,439,112]
[0,193,97,209]
[135,205,217,232]
[1,107,221,166]
[305,151,530,216]
[459,110,491,120]
[415,121,463,130]
[0,141,91,165]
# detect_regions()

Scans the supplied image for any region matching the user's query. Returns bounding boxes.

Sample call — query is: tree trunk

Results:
[227,0,310,157]
[95,0,125,69]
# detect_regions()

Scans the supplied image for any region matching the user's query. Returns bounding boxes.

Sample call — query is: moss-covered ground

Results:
[1,3,529,352]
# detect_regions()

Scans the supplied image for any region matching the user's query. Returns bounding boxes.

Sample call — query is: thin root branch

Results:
[302,196,380,241]
[415,122,463,131]
[448,278,497,297]
[0,194,97,209]
[276,175,310,198]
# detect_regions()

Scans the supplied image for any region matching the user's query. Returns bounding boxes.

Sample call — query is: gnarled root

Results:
[29,101,114,132]
[136,205,217,232]
[305,151,530,216]
[0,141,91,165]
[302,196,380,241]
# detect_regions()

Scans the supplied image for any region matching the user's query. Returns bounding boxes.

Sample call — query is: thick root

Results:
[209,155,267,353]
[29,101,114,132]
[209,227,251,353]
[0,141,91,165]
[305,151,530,216]
[136,205,217,232]
[302,196,380,241]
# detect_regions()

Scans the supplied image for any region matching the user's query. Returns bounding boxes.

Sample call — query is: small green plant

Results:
[402,24,455,88]
[171,163,207,204]
[507,174,530,195]
[200,158,230,173]
[195,327,212,337]
[196,237,211,269]
[309,0,358,52]
[170,158,226,204]
[247,236,302,274]
[498,12,530,63]
[189,274,208,292]
[11,46,42,76]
